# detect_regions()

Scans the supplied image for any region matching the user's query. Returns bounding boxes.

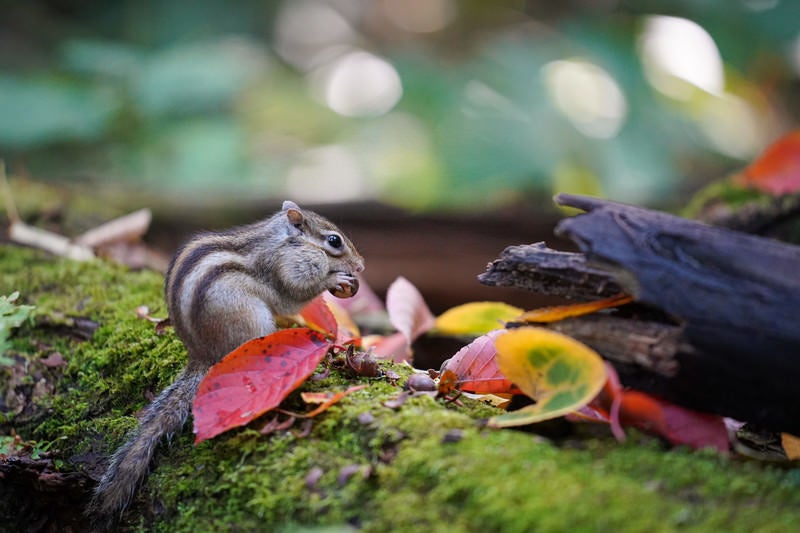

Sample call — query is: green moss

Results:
[682,178,766,219]
[2,243,800,531]
[0,245,180,454]
[372,431,800,532]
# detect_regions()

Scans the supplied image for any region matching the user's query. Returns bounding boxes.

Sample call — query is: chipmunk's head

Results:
[281,200,364,297]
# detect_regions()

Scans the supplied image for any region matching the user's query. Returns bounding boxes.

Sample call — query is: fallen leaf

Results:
[74,208,152,248]
[519,294,632,324]
[440,330,516,394]
[385,276,435,350]
[300,296,338,339]
[435,302,523,336]
[192,328,331,443]
[437,369,459,395]
[298,385,366,418]
[589,364,729,452]
[739,130,800,195]
[365,332,411,362]
[301,392,341,404]
[600,361,626,440]
[487,327,606,428]
[322,293,361,342]
[345,347,380,377]
[781,433,800,460]
[619,391,729,452]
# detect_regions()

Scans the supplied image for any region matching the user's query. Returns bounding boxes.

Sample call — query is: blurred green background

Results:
[1,0,798,211]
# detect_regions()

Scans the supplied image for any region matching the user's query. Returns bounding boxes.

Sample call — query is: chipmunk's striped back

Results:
[163,216,284,367]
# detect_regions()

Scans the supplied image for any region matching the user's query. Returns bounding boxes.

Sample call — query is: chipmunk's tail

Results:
[88,368,205,521]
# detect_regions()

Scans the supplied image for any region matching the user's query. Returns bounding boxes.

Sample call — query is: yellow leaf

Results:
[435,301,523,336]
[519,294,632,323]
[782,433,800,460]
[487,327,606,428]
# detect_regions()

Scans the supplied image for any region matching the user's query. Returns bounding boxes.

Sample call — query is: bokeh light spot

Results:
[639,15,725,99]
[542,59,628,139]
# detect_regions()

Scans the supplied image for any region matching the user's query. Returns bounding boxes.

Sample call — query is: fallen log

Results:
[481,194,800,434]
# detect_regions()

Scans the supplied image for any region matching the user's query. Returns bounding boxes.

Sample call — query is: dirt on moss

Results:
[2,244,800,532]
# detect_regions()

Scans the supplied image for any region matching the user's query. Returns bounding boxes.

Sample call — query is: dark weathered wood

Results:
[543,314,685,377]
[478,242,623,300]
[552,194,800,433]
[483,194,800,433]
[554,193,800,350]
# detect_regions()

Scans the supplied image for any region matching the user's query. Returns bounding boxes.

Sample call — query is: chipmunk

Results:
[90,200,363,519]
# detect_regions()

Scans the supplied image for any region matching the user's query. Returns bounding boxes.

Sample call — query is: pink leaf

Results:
[368,332,412,363]
[602,362,626,441]
[442,330,516,394]
[385,276,435,348]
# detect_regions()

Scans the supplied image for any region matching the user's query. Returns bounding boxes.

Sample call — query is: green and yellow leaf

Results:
[487,327,606,428]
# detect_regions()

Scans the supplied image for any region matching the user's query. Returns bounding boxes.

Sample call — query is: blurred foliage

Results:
[0,0,798,210]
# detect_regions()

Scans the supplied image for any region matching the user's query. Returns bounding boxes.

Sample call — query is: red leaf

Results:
[740,130,800,195]
[597,364,728,451]
[300,296,338,339]
[385,276,435,349]
[437,369,459,395]
[619,391,729,452]
[442,330,517,394]
[192,328,331,443]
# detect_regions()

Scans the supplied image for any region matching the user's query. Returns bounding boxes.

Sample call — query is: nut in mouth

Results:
[329,272,359,298]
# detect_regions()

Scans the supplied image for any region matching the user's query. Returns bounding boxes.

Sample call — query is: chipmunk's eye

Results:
[327,234,343,249]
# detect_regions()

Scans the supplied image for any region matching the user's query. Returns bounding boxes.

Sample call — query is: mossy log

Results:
[3,245,800,531]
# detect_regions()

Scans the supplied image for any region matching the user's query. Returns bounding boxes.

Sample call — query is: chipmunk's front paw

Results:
[328,272,359,298]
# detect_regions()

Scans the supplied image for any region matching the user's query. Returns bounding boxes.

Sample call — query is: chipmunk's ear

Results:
[282,200,304,227]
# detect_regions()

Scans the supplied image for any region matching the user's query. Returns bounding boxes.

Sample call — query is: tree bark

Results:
[481,194,800,434]
[478,242,623,300]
